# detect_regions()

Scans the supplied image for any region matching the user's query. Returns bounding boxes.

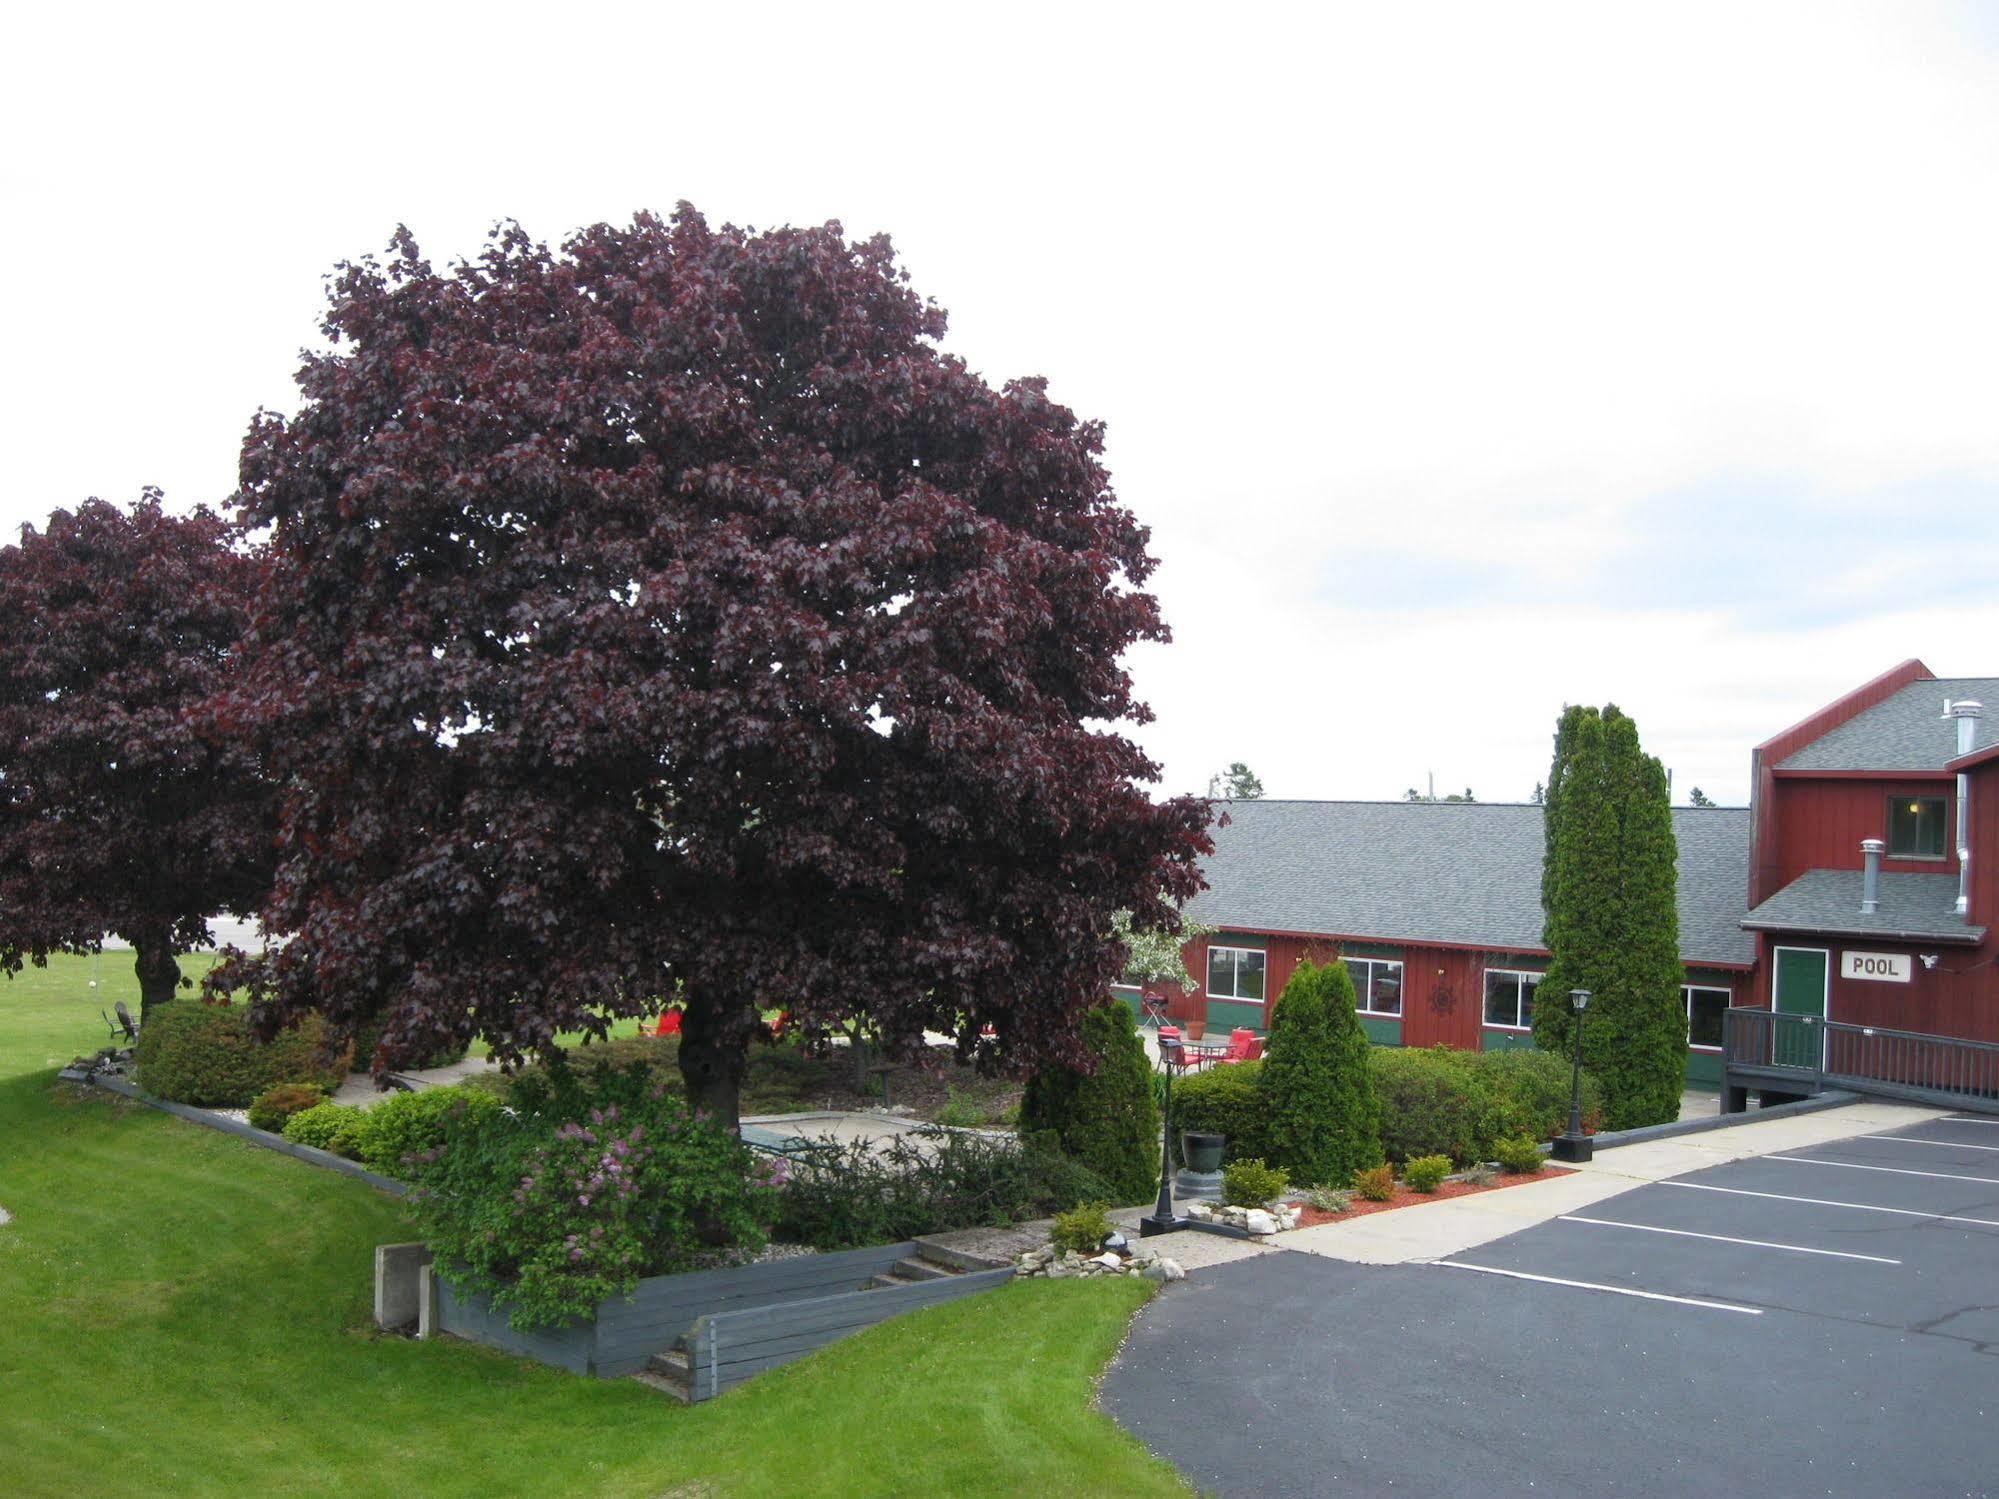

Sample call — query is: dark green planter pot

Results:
[1181,1132,1225,1173]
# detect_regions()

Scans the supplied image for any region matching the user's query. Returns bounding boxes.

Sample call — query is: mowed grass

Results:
[0,954,1187,1498]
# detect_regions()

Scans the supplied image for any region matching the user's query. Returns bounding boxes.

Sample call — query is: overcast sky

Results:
[7,2,1998,807]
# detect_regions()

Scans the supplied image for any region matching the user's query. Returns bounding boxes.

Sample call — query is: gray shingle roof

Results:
[1741,868,1984,944]
[1778,677,1999,771]
[1181,800,1754,967]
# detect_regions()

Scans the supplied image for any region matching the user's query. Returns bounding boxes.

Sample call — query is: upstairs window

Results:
[1887,796,1947,859]
[1483,969,1541,1030]
[1344,958,1404,1016]
[1207,946,1266,1003]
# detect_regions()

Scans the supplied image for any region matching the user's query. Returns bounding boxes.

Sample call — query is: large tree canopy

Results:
[0,494,271,1015]
[219,206,1210,1120]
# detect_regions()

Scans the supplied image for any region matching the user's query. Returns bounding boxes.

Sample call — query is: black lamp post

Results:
[1140,1037,1187,1237]
[1553,988,1594,1163]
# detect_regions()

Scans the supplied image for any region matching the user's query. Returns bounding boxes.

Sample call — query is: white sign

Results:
[1842,950,1911,984]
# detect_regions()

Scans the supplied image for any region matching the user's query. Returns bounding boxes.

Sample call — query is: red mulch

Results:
[1290,1165,1573,1227]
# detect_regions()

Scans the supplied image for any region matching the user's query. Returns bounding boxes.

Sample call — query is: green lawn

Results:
[0,954,1186,1498]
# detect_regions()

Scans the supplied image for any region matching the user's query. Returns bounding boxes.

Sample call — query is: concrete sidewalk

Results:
[1277,1099,1943,1266]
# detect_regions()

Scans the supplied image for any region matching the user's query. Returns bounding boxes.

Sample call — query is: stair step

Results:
[891,1256,956,1282]
[868,1272,904,1289]
[909,1237,1010,1273]
[630,1368,691,1402]
[647,1348,691,1377]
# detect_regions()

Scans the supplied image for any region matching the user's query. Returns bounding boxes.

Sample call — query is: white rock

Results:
[1185,1201,1214,1221]
[1243,1209,1279,1236]
[1092,1252,1124,1269]
[1161,1258,1185,1281]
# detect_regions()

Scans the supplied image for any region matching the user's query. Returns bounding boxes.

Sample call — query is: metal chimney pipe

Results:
[1860,838,1884,914]
[1946,701,1982,918]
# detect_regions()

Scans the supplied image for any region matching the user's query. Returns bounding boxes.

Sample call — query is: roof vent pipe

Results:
[1945,701,1982,919]
[1861,838,1884,914]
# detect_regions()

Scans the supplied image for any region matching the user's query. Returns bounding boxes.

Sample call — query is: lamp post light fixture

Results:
[1552,988,1594,1163]
[1140,1035,1188,1237]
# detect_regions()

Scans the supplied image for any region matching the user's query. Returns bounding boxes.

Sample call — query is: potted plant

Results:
[1181,1131,1225,1173]
[1184,1016,1208,1041]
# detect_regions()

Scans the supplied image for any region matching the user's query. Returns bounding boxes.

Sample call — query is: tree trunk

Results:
[133,941,181,1021]
[677,1000,748,1135]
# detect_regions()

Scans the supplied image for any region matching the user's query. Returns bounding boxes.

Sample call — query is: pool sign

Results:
[1842,950,1912,984]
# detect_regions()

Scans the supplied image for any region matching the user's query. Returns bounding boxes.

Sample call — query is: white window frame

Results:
[1684,983,1732,1053]
[1344,957,1405,1017]
[1481,968,1542,1032]
[1206,945,1267,1004]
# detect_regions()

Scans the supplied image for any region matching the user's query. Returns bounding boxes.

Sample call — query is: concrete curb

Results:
[62,1070,408,1195]
[1590,1089,1859,1151]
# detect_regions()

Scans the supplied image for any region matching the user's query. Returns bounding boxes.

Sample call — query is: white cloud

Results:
[5,1,1998,809]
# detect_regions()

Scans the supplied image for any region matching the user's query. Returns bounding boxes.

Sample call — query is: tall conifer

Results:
[1534,705,1685,1129]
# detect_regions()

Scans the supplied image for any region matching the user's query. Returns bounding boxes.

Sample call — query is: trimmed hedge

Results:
[1018,999,1160,1204]
[133,1003,348,1107]
[353,1086,501,1176]
[1173,1045,1605,1171]
[282,1102,370,1158]
[1167,1059,1267,1166]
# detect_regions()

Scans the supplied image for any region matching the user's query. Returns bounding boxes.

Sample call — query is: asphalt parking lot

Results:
[1101,1114,1999,1498]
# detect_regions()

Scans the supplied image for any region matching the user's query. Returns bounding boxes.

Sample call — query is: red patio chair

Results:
[654,1008,683,1037]
[1219,1028,1262,1064]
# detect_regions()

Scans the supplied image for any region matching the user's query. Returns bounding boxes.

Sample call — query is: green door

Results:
[1772,947,1828,1068]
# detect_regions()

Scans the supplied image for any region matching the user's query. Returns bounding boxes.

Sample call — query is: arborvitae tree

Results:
[1255,959,1383,1187]
[1534,705,1685,1129]
[1018,998,1160,1203]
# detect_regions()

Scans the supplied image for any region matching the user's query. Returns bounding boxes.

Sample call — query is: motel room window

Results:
[1483,969,1541,1030]
[1207,946,1266,1003]
[1685,985,1730,1050]
[1887,796,1947,859]
[1344,958,1404,1016]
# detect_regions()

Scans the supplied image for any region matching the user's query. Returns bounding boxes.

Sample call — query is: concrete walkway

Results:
[1277,1099,1942,1266]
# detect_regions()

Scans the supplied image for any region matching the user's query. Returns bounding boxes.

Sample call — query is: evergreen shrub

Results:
[1367,1047,1505,1164]
[1256,959,1383,1187]
[247,1082,328,1134]
[1220,1157,1288,1208]
[281,1102,371,1159]
[354,1085,501,1176]
[1049,1202,1114,1256]
[1403,1154,1452,1192]
[1493,1135,1546,1174]
[1353,1163,1395,1201]
[134,1003,348,1106]
[1018,1000,1160,1204]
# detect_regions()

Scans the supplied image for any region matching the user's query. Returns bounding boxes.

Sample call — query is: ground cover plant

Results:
[1,953,1188,1498]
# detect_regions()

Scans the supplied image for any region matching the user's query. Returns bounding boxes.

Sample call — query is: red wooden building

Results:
[1159,662,1999,1086]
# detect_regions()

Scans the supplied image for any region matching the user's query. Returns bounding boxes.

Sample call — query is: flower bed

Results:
[1285,1165,1572,1228]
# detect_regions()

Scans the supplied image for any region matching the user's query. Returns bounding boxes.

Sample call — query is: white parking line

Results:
[1944,1116,1999,1125]
[1872,1135,1999,1154]
[1660,1180,1999,1228]
[1429,1260,1764,1314]
[1558,1215,1901,1264]
[1775,1156,1999,1186]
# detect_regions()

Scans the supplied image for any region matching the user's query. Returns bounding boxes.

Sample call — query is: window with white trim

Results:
[1207,946,1266,1003]
[1685,984,1730,1050]
[1343,958,1403,1016]
[1482,969,1541,1030]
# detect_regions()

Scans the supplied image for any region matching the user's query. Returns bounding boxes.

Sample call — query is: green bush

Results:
[1493,1135,1546,1174]
[1353,1163,1395,1201]
[353,1085,501,1176]
[1469,1048,1605,1139]
[281,1102,370,1159]
[1257,959,1383,1187]
[1167,1059,1267,1165]
[134,1003,349,1107]
[246,1082,329,1134]
[773,1128,1111,1252]
[1366,1046,1507,1165]
[935,1087,985,1129]
[1403,1153,1452,1192]
[403,1065,773,1330]
[1221,1157,1288,1208]
[1050,1202,1114,1256]
[1017,1000,1160,1204]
